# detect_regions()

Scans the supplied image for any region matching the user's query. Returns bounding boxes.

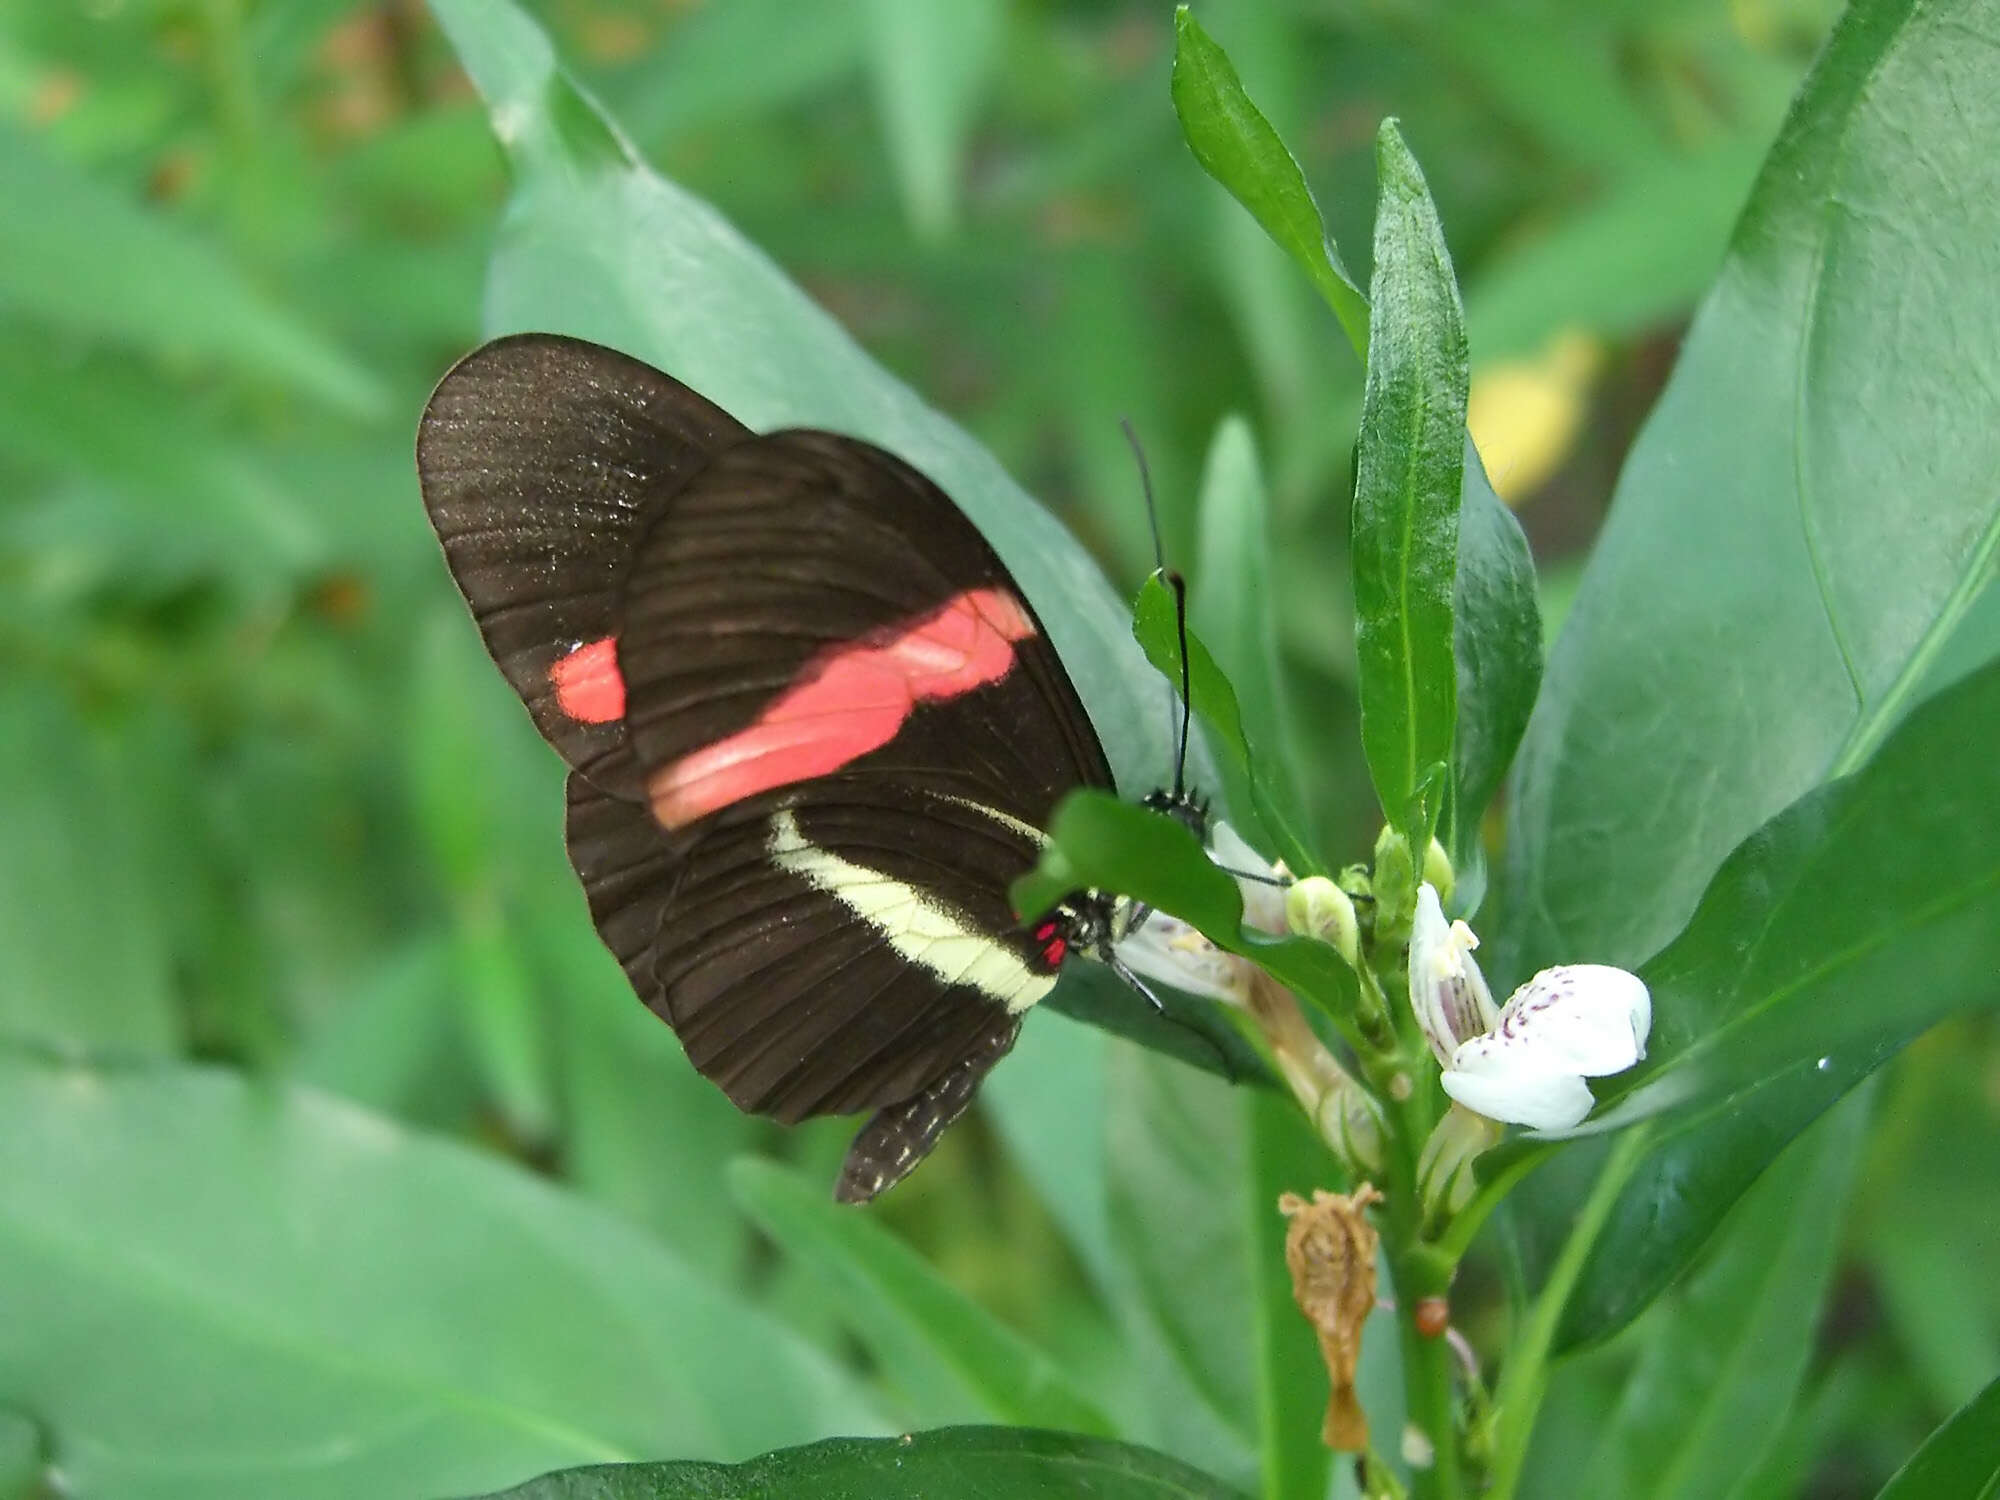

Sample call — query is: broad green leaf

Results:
[0,1054,875,1500]
[425,0,1193,805]
[1571,1093,1868,1500]
[1501,0,2000,979]
[1351,122,1466,857]
[0,687,177,1055]
[728,1159,1114,1436]
[1187,417,1309,861]
[862,0,1001,240]
[1511,659,2000,1349]
[465,1428,1250,1500]
[0,124,382,416]
[1873,1371,2000,1500]
[979,1010,1117,1289]
[1014,790,1358,1033]
[1448,439,1542,902]
[528,912,758,1286]
[1169,8,1368,353]
[1102,1051,1258,1487]
[1132,575,1319,878]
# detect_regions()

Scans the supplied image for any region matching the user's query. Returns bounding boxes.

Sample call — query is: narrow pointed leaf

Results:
[1187,417,1309,859]
[1351,122,1467,856]
[1132,576,1319,877]
[1169,8,1366,353]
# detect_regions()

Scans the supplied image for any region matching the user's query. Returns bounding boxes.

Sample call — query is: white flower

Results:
[1409,883,1651,1131]
[1116,910,1254,1006]
[1407,883,1500,1067]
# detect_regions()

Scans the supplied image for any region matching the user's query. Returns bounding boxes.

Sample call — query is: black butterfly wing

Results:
[583,433,1111,1173]
[415,333,749,798]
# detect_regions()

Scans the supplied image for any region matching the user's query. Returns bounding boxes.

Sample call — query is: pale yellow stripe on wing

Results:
[767,808,1056,1015]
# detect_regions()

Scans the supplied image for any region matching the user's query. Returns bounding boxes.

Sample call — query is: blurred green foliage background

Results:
[2,1,1995,1496]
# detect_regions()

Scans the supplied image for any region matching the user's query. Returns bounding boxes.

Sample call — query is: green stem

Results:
[1431,1143,1550,1263]
[1381,1091,1461,1500]
[1484,1124,1653,1499]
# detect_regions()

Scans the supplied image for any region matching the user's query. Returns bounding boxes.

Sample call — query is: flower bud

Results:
[1286,875,1360,966]
[1421,838,1456,908]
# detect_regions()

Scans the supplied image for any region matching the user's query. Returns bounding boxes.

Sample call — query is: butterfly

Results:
[416,332,1198,1201]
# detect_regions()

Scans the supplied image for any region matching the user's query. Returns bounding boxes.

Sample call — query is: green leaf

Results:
[0,124,382,417]
[0,686,178,1055]
[1351,121,1467,856]
[1573,1093,1869,1500]
[862,0,1001,239]
[461,1428,1251,1500]
[1448,441,1542,900]
[424,0,1195,803]
[1245,1090,1340,1500]
[1167,9,1541,893]
[1873,1370,2000,1500]
[728,1159,1115,1436]
[1132,575,1319,878]
[1501,0,2000,978]
[1521,659,2000,1349]
[0,1054,875,1500]
[1169,8,1367,355]
[1186,417,1310,862]
[529,912,759,1286]
[1013,790,1357,1032]
[979,1011,1118,1289]
[1100,1052,1253,1487]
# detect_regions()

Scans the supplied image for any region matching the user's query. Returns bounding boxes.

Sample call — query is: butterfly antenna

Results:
[1120,418,1192,805]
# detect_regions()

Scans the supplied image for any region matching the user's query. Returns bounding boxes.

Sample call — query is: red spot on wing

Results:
[551,637,626,724]
[648,587,1038,829]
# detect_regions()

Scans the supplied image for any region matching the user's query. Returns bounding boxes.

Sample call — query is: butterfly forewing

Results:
[416,333,749,798]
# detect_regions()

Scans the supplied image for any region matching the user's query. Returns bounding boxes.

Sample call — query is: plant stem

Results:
[1382,1092,1461,1500]
[1483,1124,1652,1499]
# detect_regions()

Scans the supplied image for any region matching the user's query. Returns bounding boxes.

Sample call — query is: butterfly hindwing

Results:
[416,333,749,797]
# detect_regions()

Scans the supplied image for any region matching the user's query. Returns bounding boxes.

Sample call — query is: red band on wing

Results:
[551,637,626,724]
[648,586,1038,830]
